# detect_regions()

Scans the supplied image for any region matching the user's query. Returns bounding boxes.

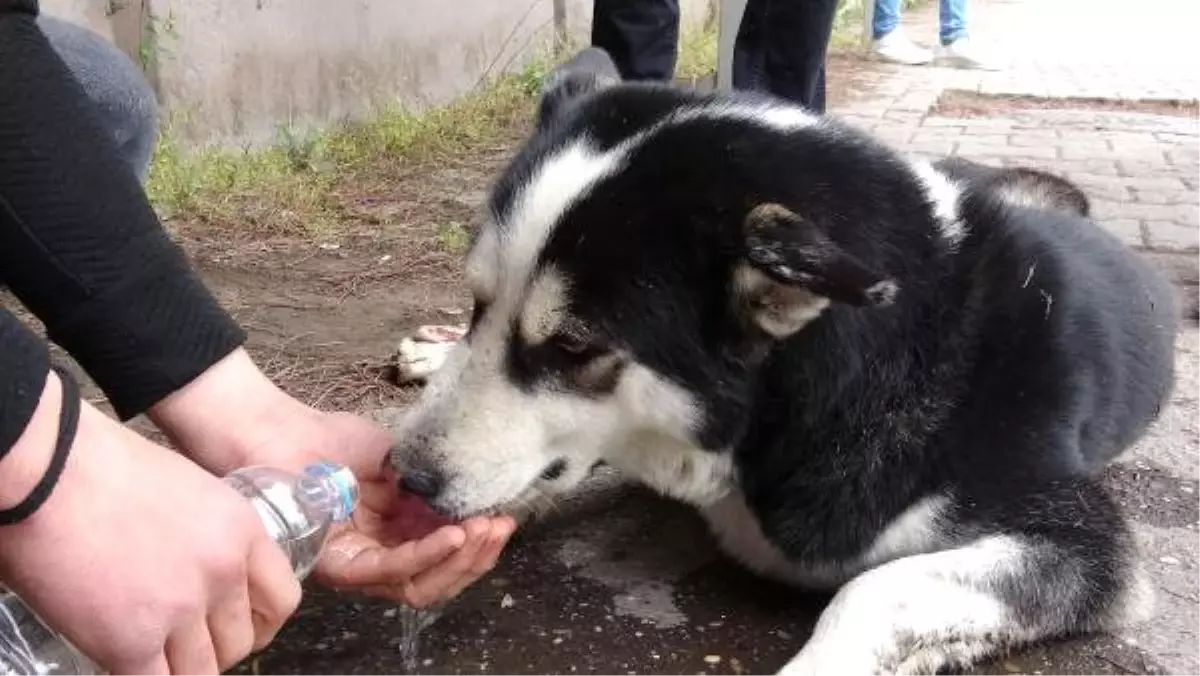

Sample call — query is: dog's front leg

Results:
[779,539,1024,675]
[772,504,1147,676]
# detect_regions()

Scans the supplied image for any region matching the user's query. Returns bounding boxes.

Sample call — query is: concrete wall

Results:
[42,0,712,148]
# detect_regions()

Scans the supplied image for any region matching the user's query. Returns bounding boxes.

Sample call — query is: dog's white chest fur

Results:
[701,489,950,590]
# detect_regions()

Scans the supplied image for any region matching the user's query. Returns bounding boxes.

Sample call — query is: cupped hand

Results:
[267,409,515,608]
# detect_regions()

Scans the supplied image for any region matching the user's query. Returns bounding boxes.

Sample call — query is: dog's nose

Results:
[399,470,443,500]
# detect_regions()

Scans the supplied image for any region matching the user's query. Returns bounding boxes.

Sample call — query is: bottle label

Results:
[303,461,358,522]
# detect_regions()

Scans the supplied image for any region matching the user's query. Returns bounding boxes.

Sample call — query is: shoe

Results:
[936,38,1003,71]
[872,30,934,66]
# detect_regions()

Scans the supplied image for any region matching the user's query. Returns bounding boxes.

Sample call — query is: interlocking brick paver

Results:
[831,0,1198,261]
[910,128,966,142]
[1009,132,1062,146]
[1118,159,1195,180]
[1048,159,1122,176]
[1133,188,1198,205]
[1069,173,1187,193]
[955,142,1058,159]
[1145,220,1200,251]
[1093,200,1199,226]
[907,140,958,156]
[1168,147,1200,167]
[1100,219,1148,248]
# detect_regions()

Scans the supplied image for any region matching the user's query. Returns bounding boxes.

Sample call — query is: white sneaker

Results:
[872,30,934,66]
[936,38,1003,71]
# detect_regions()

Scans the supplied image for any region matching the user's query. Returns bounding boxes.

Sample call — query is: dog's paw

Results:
[779,650,881,676]
[411,324,468,344]
[393,324,466,383]
[779,634,903,676]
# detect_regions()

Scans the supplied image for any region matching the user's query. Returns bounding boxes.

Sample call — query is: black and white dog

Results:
[390,48,1178,674]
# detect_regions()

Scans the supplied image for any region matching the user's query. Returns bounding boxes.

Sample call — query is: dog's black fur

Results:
[399,47,1179,673]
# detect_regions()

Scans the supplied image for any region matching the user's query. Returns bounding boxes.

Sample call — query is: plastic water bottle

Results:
[0,460,359,675]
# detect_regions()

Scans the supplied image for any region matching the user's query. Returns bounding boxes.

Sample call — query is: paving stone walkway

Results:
[831,0,1199,255]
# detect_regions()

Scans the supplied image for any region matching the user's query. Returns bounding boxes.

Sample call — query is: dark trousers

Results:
[591,0,840,113]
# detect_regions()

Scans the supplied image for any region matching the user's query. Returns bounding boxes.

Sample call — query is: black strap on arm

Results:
[0,365,80,526]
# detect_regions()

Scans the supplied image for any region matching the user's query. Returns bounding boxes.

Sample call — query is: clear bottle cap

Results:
[303,461,359,522]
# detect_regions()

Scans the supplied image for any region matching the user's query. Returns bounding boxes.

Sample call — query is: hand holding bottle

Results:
[149,349,517,609]
[0,371,301,674]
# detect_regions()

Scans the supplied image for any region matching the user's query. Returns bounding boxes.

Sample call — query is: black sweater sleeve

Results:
[0,309,50,458]
[0,8,246,428]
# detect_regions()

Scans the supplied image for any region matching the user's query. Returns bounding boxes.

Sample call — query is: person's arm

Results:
[0,9,245,421]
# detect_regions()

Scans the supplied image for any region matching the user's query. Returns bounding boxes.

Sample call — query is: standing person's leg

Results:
[591,0,680,82]
[871,0,934,65]
[731,0,768,91]
[935,0,1001,70]
[757,0,839,112]
[939,0,968,45]
[809,61,827,114]
[37,16,158,183]
[872,0,903,39]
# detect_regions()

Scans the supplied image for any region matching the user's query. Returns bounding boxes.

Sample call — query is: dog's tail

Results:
[989,167,1092,218]
[934,157,1091,217]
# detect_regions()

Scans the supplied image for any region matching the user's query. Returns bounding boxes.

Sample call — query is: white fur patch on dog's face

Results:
[390,291,711,517]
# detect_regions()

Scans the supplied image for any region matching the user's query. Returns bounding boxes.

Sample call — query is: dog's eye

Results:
[469,300,489,328]
[551,332,591,355]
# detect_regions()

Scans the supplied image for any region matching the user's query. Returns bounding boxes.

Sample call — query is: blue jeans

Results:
[872,0,968,46]
[37,16,159,183]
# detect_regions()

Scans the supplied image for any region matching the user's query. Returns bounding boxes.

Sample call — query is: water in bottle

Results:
[0,460,359,675]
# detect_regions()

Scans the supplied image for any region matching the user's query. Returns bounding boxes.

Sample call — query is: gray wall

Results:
[42,0,712,148]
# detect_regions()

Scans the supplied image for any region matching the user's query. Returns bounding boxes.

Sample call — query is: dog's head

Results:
[390,49,901,518]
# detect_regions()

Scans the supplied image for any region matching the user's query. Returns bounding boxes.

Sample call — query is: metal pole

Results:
[716,0,747,91]
[861,0,876,46]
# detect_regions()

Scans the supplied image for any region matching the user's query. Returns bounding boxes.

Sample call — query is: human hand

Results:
[0,371,300,674]
[148,349,517,608]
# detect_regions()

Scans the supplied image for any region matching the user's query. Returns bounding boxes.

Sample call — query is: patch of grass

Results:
[435,221,471,252]
[675,12,719,80]
[146,60,545,238]
[140,10,179,75]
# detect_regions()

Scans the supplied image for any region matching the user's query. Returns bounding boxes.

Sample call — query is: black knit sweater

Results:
[0,0,35,12]
[0,1,246,456]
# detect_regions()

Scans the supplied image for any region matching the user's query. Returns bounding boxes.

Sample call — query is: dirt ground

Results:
[163,142,508,414]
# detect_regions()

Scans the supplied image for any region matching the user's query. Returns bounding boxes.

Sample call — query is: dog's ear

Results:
[734,203,898,338]
[536,47,621,130]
